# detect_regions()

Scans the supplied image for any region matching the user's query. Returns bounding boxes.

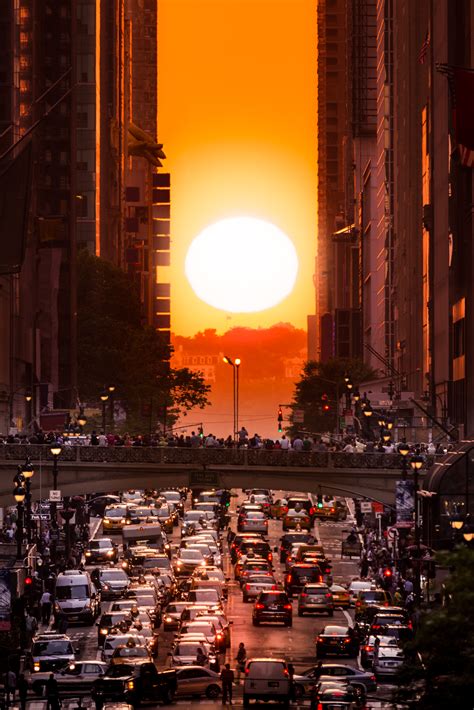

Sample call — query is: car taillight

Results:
[286,574,291,583]
[245,667,249,675]
[283,668,289,676]
[282,507,288,514]
[317,704,323,710]
[217,632,223,639]
[330,507,335,513]
[272,585,277,590]
[370,674,376,682]
[284,603,292,610]
[246,584,251,590]
[372,624,380,630]
[364,645,373,652]
[255,603,265,609]
[300,592,308,597]
[325,593,332,599]
[344,638,350,643]
[317,635,324,642]
[408,621,413,629]
[268,552,272,561]
[324,568,331,574]
[355,601,361,607]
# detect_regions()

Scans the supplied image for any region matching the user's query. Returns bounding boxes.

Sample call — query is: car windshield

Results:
[142,557,170,569]
[189,590,219,602]
[115,646,148,657]
[56,585,89,600]
[101,570,128,581]
[323,626,349,635]
[105,509,126,518]
[90,540,112,550]
[33,641,74,656]
[176,643,206,656]
[102,613,128,625]
[247,661,287,679]
[362,591,386,601]
[292,567,320,580]
[260,592,288,603]
[245,512,265,519]
[180,550,204,560]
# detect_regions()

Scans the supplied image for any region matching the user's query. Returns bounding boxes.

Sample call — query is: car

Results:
[282,507,312,531]
[243,658,291,708]
[293,663,377,698]
[174,549,206,576]
[330,584,351,608]
[230,533,265,563]
[110,642,152,666]
[312,684,362,709]
[237,559,273,584]
[29,633,77,673]
[354,588,392,616]
[102,505,131,531]
[175,665,222,700]
[285,563,323,597]
[242,574,278,602]
[298,583,334,616]
[348,579,374,606]
[279,532,315,563]
[96,611,133,646]
[186,588,222,608]
[235,539,273,565]
[92,568,130,599]
[92,663,177,707]
[252,590,292,626]
[369,609,411,634]
[152,504,176,533]
[238,510,269,534]
[360,626,413,669]
[270,498,289,519]
[101,633,148,662]
[84,538,119,564]
[316,626,360,658]
[372,640,405,679]
[29,661,108,695]
[180,620,224,650]
[160,490,185,516]
[169,638,219,671]
[54,570,101,625]
[88,495,121,517]
[163,602,189,631]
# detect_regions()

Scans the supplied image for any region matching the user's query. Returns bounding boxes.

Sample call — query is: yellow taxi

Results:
[330,584,351,609]
[152,504,175,534]
[282,508,312,531]
[269,498,289,519]
[102,505,130,531]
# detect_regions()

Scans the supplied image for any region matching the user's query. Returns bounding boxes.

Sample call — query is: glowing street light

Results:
[223,356,241,440]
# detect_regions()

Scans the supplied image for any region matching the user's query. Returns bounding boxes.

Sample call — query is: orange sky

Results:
[158,0,317,337]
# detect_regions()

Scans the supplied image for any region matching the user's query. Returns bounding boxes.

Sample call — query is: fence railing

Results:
[0,445,436,470]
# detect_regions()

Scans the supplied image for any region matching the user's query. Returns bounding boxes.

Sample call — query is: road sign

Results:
[387,527,399,539]
[49,490,61,502]
[31,513,50,521]
[293,409,305,423]
[375,512,383,519]
[189,470,220,488]
[372,502,384,514]
[360,502,373,514]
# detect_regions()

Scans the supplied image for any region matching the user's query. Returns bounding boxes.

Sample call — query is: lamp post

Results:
[223,356,241,440]
[410,453,424,604]
[50,442,61,527]
[13,481,26,559]
[362,403,373,439]
[77,408,87,432]
[61,496,75,563]
[22,458,35,543]
[100,393,109,433]
[108,385,115,431]
[398,441,410,478]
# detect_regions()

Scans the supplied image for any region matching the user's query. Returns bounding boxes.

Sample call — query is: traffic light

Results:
[321,393,330,415]
[277,407,283,433]
[317,494,323,509]
[198,427,204,438]
[381,567,392,589]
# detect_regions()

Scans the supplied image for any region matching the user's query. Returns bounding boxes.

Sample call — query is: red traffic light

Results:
[322,403,330,413]
[383,568,392,577]
[24,576,33,585]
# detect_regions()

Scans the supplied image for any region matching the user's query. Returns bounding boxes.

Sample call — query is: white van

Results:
[54,570,100,625]
[243,658,290,708]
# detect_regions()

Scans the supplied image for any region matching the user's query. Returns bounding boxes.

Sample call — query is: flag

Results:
[437,64,474,167]
[419,30,430,64]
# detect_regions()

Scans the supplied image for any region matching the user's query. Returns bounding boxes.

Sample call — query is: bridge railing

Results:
[0,445,436,469]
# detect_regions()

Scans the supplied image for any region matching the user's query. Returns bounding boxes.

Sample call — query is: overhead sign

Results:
[49,490,61,502]
[31,514,50,521]
[189,470,220,488]
[360,502,373,514]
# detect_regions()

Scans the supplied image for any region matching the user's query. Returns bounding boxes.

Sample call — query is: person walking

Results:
[17,673,28,710]
[288,662,296,703]
[5,668,17,707]
[46,673,61,710]
[235,642,247,684]
[40,589,52,625]
[220,663,235,705]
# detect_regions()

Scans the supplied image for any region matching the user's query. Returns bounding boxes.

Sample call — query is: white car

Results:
[348,579,373,606]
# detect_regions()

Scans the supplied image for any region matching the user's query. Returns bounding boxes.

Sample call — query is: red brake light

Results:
[325,593,332,599]
[283,603,292,610]
[246,584,251,590]
[286,574,291,583]
[370,675,376,682]
[271,585,277,590]
[245,668,249,675]
[255,603,265,609]
[344,638,350,643]
[300,592,308,597]
[372,624,380,630]
[268,552,272,561]
[364,645,373,652]
[317,704,323,710]
[355,601,361,607]
[408,621,413,629]
[310,507,315,515]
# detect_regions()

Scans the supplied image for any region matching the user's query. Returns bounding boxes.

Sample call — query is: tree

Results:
[395,547,474,709]
[77,250,210,430]
[288,358,377,436]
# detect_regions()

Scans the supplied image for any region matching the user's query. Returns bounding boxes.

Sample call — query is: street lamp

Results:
[22,459,35,544]
[410,453,424,604]
[100,393,109,432]
[223,356,241,440]
[398,441,410,478]
[77,409,87,429]
[108,385,116,431]
[463,524,474,543]
[50,442,61,527]
[382,430,391,443]
[13,482,26,559]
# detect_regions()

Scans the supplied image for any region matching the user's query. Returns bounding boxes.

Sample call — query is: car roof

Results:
[322,626,350,634]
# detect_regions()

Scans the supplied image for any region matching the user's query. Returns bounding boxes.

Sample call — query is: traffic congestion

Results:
[19,486,416,709]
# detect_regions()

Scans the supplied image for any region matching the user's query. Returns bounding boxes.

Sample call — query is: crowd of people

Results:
[0,426,452,456]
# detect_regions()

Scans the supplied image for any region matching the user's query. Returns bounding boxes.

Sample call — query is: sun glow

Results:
[184,217,299,314]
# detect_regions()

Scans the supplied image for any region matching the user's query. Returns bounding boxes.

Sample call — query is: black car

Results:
[285,564,323,598]
[84,538,118,564]
[279,532,315,563]
[252,590,292,627]
[316,626,359,658]
[230,534,265,564]
[96,612,132,647]
[311,683,366,709]
[93,662,177,707]
[91,568,130,599]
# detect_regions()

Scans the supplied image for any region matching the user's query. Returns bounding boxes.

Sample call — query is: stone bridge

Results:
[0,445,435,506]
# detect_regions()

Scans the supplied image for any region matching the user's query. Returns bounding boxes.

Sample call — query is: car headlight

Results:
[84,601,91,608]
[103,584,110,590]
[54,603,60,612]
[126,680,134,690]
[165,616,172,622]
[122,561,128,569]
[34,662,40,672]
[120,518,126,524]
[100,628,108,635]
[103,518,110,524]
[106,550,114,556]
[85,551,92,557]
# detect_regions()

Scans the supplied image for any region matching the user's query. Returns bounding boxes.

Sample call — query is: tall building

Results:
[0,0,168,434]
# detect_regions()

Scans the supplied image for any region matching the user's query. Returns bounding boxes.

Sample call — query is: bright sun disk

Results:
[185,217,299,313]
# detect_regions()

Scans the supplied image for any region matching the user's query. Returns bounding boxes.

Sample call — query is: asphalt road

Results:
[24,490,397,709]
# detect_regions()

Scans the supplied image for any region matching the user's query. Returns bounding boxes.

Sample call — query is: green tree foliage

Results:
[395,547,474,709]
[77,250,210,429]
[288,358,377,436]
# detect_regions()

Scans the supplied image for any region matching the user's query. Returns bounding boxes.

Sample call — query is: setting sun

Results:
[185,217,299,313]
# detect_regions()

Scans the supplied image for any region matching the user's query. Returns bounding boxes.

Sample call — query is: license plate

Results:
[269,605,278,610]
[268,681,279,688]
[309,597,323,603]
